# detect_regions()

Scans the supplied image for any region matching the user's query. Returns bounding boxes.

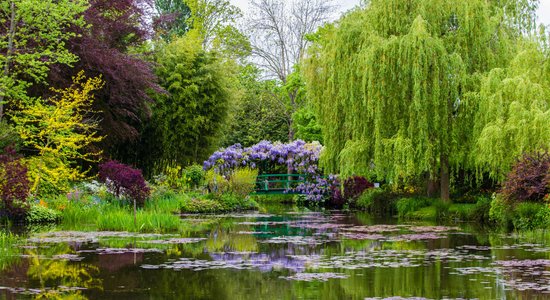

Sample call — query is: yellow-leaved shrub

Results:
[11,71,104,196]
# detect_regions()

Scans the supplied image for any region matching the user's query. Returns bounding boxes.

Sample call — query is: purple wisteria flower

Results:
[203,140,335,202]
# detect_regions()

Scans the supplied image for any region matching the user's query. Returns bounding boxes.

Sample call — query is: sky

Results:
[230,0,550,26]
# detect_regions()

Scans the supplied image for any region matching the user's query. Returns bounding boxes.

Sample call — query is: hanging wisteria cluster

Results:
[203,140,337,201]
[204,140,321,175]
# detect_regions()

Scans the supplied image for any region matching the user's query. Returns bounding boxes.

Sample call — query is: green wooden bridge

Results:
[254,174,307,194]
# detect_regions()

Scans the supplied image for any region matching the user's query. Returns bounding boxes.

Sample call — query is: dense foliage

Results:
[98,161,150,206]
[139,35,232,173]
[222,66,289,147]
[154,0,192,39]
[304,0,548,200]
[12,72,104,196]
[0,147,29,219]
[0,0,88,120]
[332,176,374,207]
[501,152,550,203]
[46,0,162,159]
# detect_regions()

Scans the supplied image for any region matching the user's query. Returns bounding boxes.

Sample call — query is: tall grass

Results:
[60,201,101,228]
[97,206,182,233]
[56,194,185,233]
[0,231,20,271]
[145,191,187,214]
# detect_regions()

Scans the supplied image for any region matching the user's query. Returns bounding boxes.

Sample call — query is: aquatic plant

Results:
[97,207,182,233]
[0,231,20,271]
[280,272,348,282]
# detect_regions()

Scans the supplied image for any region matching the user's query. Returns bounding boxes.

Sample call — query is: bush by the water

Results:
[512,202,550,231]
[490,194,550,230]
[396,197,433,218]
[0,148,30,220]
[501,152,549,203]
[356,187,397,215]
[26,204,61,224]
[99,161,150,206]
[180,193,258,213]
[183,165,206,189]
[206,167,258,199]
[332,176,374,207]
[229,168,258,198]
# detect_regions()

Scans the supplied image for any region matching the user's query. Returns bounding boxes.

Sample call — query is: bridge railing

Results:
[254,174,308,194]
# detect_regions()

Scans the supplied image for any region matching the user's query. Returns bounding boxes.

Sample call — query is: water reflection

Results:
[0,209,549,299]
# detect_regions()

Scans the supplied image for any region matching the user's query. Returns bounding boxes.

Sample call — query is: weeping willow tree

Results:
[469,44,550,181]
[304,0,543,200]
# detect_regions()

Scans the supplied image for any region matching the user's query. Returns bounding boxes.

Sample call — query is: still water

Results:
[1,205,550,299]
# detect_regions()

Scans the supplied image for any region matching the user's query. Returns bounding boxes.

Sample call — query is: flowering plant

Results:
[204,140,337,201]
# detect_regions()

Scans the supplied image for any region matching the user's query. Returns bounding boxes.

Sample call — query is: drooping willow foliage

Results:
[304,0,548,198]
[470,44,550,181]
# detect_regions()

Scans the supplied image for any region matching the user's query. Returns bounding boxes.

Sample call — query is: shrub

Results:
[356,187,397,215]
[501,152,549,203]
[512,202,550,231]
[98,161,150,206]
[180,196,224,213]
[162,165,185,190]
[205,170,230,196]
[396,197,433,218]
[183,165,205,189]
[471,196,492,223]
[229,168,258,198]
[0,147,30,220]
[332,176,374,207]
[26,205,61,224]
[343,176,374,200]
[489,194,513,229]
[217,193,258,211]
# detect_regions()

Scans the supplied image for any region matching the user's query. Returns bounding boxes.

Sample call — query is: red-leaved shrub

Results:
[501,152,549,203]
[98,161,150,205]
[0,147,30,219]
[331,176,374,207]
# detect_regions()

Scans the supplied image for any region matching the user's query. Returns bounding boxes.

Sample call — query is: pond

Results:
[1,205,550,299]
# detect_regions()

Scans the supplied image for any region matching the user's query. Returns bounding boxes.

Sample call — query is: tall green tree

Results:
[140,34,232,174]
[304,0,541,200]
[0,0,88,121]
[222,65,289,147]
[469,43,550,181]
[154,0,193,39]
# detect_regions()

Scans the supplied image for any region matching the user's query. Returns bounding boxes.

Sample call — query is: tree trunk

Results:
[0,1,16,121]
[426,177,438,198]
[288,118,294,141]
[440,153,450,202]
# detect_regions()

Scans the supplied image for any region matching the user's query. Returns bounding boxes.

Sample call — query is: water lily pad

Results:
[280,272,348,282]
